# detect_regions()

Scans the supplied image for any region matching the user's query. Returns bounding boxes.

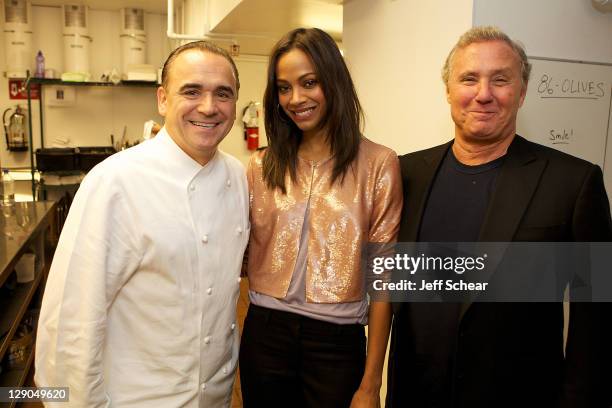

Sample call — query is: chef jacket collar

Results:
[154,126,221,186]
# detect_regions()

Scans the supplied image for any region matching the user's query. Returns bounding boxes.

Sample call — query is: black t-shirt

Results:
[419,147,504,242]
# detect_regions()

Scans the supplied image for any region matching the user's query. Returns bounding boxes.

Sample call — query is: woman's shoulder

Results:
[359,136,398,162]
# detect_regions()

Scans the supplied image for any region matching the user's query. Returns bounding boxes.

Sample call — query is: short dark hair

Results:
[262,28,363,193]
[161,41,240,91]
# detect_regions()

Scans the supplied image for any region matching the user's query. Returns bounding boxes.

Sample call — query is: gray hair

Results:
[442,26,531,88]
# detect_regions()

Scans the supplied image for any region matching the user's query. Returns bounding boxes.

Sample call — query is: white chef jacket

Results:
[35,128,249,407]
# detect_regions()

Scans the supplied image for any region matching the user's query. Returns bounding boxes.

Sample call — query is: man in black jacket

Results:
[386,26,612,407]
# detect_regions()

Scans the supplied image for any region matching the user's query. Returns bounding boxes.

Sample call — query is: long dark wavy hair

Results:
[262,28,363,193]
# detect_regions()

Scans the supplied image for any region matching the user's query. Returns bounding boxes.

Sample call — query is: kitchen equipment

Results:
[123,64,157,82]
[77,146,116,171]
[1,168,15,205]
[120,8,147,77]
[7,321,33,369]
[15,253,35,283]
[117,125,127,150]
[35,147,76,171]
[35,50,45,77]
[44,68,56,78]
[3,0,33,78]
[62,4,91,75]
[35,146,116,172]
[142,120,161,140]
[2,105,28,151]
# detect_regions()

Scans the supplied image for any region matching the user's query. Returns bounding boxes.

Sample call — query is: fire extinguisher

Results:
[242,101,260,151]
[2,105,29,152]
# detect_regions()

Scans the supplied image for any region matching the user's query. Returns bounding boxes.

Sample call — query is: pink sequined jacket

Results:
[246,137,402,303]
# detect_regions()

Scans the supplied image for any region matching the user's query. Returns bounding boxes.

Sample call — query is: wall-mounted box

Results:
[46,86,76,107]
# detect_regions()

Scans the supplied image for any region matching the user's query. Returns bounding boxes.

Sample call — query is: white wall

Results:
[219,55,268,165]
[209,0,243,30]
[343,0,473,156]
[473,0,612,63]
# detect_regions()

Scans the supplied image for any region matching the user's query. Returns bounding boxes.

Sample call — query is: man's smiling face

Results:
[157,49,237,165]
[446,40,526,146]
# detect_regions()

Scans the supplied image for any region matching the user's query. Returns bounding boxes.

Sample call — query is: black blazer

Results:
[386,136,612,408]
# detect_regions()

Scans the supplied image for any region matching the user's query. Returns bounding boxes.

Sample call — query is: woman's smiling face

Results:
[276,48,327,138]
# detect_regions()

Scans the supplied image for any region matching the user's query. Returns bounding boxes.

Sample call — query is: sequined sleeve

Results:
[369,150,403,244]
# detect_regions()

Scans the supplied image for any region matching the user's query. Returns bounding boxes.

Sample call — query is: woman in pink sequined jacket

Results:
[239,28,402,408]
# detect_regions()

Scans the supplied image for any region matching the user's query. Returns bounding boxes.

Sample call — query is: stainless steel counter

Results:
[0,201,56,395]
[0,201,56,287]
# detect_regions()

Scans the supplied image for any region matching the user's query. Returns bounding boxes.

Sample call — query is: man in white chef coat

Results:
[35,41,249,407]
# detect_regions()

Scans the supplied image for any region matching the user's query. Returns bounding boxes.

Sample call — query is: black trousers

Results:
[239,304,366,408]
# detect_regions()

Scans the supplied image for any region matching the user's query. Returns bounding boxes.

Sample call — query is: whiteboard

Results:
[517,57,612,170]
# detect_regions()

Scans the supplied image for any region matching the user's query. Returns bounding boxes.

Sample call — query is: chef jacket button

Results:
[226,179,231,187]
[204,336,211,344]
[202,235,209,243]
[201,383,206,391]
[189,185,196,192]
[223,367,228,374]
[237,226,243,234]
[231,323,236,330]
[207,287,212,295]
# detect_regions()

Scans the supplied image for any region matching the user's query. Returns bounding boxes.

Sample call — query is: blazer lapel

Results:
[399,142,451,241]
[459,136,547,320]
[478,135,547,242]
[395,142,450,316]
